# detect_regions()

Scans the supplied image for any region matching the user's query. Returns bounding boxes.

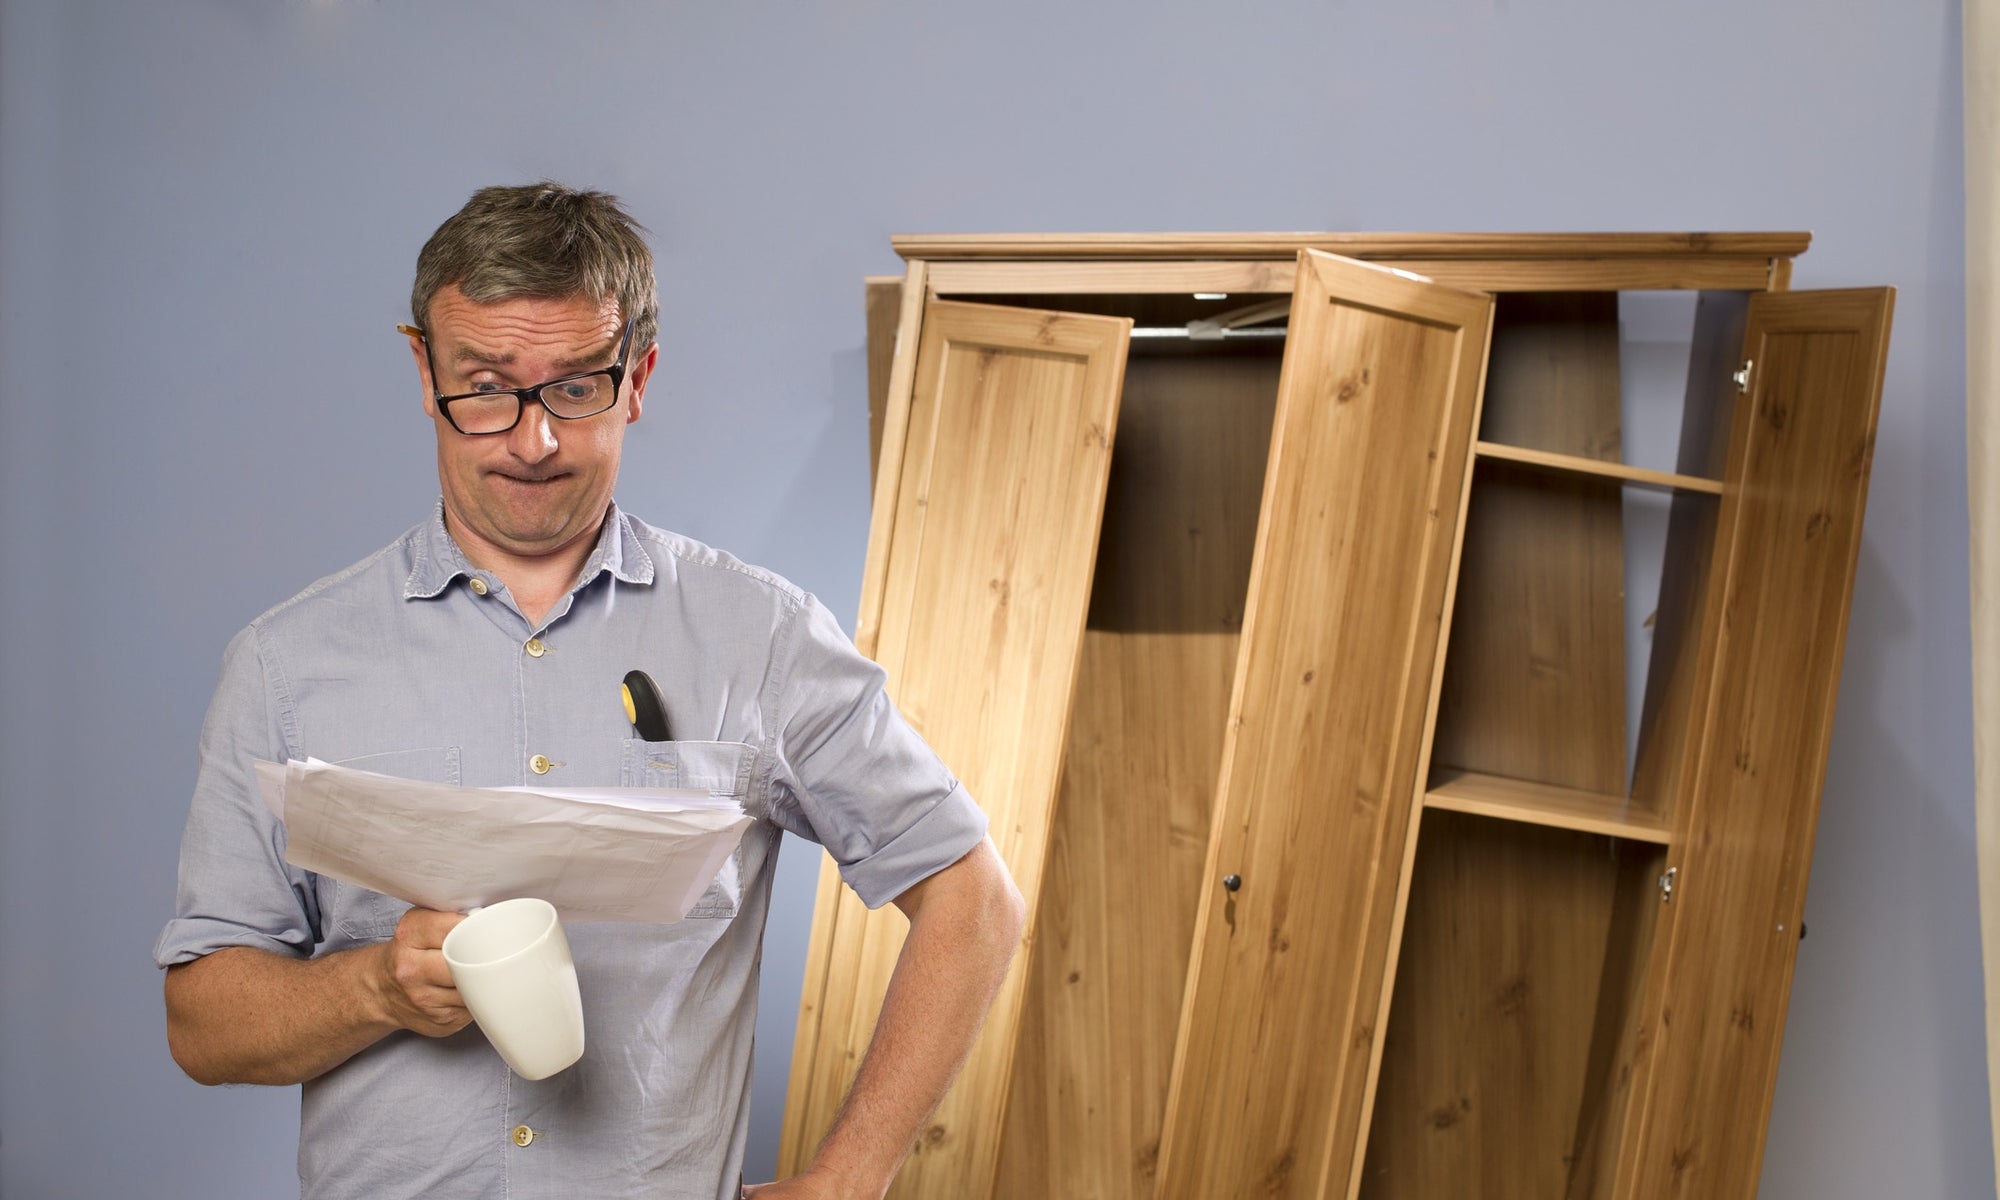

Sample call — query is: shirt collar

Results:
[404,499,655,600]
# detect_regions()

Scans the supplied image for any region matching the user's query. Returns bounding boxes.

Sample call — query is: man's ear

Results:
[625,340,660,425]
[403,328,437,418]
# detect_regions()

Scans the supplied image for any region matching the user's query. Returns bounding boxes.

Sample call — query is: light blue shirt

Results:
[155,501,987,1199]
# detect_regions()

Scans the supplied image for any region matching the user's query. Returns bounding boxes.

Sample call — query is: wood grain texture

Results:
[1363,293,1642,1200]
[1564,837,1670,1199]
[809,235,1868,1200]
[1475,291,1621,461]
[1378,258,1784,293]
[1433,293,1626,799]
[894,232,1811,262]
[924,256,1789,296]
[851,261,930,661]
[905,233,1809,296]
[928,260,1299,298]
[995,351,1280,1198]
[1425,769,1672,844]
[864,275,903,491]
[1628,293,1748,837]
[781,260,931,1179]
[1155,251,1493,1199]
[1361,813,1645,1199]
[779,299,1131,1196]
[1620,288,1894,1198]
[1587,295,1749,1192]
[1432,462,1628,794]
[1474,442,1724,496]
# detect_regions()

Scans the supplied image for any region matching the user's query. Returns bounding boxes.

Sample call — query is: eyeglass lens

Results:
[447,373,617,434]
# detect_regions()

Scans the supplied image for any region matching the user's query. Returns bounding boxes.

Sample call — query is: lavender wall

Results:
[0,1,1980,1194]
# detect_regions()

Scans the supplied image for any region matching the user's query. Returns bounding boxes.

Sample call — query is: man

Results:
[156,183,1025,1199]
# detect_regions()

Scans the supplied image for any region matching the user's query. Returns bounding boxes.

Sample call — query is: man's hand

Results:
[164,905,473,1086]
[371,907,472,1037]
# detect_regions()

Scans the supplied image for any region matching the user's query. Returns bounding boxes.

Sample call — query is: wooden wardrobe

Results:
[778,234,1894,1200]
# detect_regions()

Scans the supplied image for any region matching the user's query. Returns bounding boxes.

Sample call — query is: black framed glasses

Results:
[399,317,637,435]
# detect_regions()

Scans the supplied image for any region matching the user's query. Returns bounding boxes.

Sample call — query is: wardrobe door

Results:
[1157,251,1494,1198]
[1617,288,1893,1199]
[779,299,1131,1197]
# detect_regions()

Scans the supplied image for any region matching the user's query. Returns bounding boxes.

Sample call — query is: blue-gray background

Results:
[0,1,1983,1195]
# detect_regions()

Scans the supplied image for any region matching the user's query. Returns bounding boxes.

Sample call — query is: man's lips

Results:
[489,469,569,485]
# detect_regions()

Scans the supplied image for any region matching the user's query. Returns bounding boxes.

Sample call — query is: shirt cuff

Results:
[153,916,310,969]
[837,782,989,909]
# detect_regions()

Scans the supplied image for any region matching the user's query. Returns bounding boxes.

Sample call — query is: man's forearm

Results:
[801,839,1027,1198]
[164,944,401,1086]
[164,907,470,1087]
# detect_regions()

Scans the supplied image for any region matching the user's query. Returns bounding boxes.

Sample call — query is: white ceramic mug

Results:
[441,897,585,1080]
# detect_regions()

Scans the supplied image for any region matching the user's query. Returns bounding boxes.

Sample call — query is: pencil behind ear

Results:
[398,323,437,417]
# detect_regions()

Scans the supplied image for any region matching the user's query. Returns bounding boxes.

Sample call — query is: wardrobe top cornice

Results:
[889,231,1813,263]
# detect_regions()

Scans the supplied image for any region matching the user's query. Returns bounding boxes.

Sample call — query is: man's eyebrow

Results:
[448,340,614,373]
[549,345,615,372]
[450,344,514,368]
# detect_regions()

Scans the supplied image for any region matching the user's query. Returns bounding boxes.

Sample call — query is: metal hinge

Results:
[1733,360,1754,394]
[1658,866,1678,902]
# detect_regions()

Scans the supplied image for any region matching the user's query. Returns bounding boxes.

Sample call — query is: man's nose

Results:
[507,398,559,463]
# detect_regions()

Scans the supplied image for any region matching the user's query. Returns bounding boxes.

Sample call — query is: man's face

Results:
[410,286,655,568]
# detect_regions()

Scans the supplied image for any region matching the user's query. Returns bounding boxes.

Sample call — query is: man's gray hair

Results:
[412,182,659,356]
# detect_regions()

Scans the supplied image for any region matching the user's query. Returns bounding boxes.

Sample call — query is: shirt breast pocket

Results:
[621,739,757,919]
[319,746,461,945]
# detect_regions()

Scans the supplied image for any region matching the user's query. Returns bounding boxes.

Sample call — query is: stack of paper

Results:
[255,758,755,923]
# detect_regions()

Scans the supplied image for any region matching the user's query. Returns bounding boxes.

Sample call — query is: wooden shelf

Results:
[1424,768,1673,844]
[1474,440,1725,495]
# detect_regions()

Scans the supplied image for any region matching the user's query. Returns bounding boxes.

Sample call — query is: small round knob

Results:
[1222,874,1242,893]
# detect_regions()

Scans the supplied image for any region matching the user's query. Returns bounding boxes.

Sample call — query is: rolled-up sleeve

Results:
[764,594,989,909]
[153,624,319,966]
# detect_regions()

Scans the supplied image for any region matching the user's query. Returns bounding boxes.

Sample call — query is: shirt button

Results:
[511,1124,535,1147]
[525,637,547,658]
[529,754,552,775]
[468,577,489,596]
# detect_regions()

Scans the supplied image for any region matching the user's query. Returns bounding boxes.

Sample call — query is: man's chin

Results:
[458,508,592,558]
[492,521,589,554]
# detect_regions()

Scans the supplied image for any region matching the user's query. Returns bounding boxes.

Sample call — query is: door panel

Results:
[1619,288,1893,1198]
[1157,251,1494,1198]
[995,349,1283,1198]
[779,299,1130,1197]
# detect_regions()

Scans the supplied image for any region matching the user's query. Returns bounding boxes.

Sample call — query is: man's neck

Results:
[443,508,606,628]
